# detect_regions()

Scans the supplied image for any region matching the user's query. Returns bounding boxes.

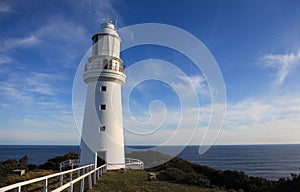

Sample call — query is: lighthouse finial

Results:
[115,15,118,29]
[102,15,112,24]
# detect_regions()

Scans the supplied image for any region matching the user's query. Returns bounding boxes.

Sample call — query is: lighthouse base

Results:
[79,140,125,170]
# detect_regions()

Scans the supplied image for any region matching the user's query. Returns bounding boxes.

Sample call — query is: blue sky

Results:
[1,0,300,145]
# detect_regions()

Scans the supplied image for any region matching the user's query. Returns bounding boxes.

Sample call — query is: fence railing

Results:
[59,159,79,171]
[0,164,106,192]
[84,62,125,73]
[125,158,144,170]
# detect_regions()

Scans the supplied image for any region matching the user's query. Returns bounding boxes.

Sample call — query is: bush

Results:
[275,174,300,192]
[0,159,18,176]
[157,167,210,187]
[38,152,78,170]
[157,168,187,182]
[0,156,29,176]
[150,156,278,192]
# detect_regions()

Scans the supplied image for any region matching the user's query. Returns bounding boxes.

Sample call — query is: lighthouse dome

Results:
[97,22,120,38]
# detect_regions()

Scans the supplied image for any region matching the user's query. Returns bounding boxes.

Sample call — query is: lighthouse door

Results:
[97,151,106,167]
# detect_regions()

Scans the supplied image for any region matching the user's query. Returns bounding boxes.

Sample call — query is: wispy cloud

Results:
[213,93,300,144]
[0,2,14,13]
[0,0,121,145]
[80,0,123,25]
[124,92,300,145]
[173,75,209,98]
[0,71,66,107]
[261,51,300,85]
[35,16,88,44]
[0,82,33,104]
[0,15,89,69]
[23,72,64,95]
[0,35,41,52]
[0,127,79,145]
[0,54,12,65]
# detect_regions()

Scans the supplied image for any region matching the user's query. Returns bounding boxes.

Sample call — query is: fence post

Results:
[60,175,63,186]
[43,179,48,192]
[80,177,85,192]
[68,182,73,192]
[14,186,21,192]
[70,171,73,182]
[93,171,96,184]
[88,174,92,189]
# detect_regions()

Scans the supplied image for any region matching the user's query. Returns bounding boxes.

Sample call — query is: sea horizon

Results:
[1,143,300,146]
[1,144,300,180]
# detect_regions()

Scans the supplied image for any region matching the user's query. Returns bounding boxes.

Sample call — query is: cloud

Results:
[0,103,10,109]
[261,51,300,85]
[0,2,14,13]
[174,75,209,98]
[35,16,88,45]
[0,71,67,109]
[124,102,211,145]
[0,15,89,68]
[215,93,300,144]
[23,72,64,95]
[0,35,40,67]
[124,91,300,145]
[0,82,33,104]
[0,0,123,145]
[122,59,219,145]
[80,0,123,25]
[0,35,41,52]
[0,54,12,65]
[0,127,79,145]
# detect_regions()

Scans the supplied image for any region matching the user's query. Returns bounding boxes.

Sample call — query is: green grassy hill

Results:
[1,151,300,192]
[89,171,227,192]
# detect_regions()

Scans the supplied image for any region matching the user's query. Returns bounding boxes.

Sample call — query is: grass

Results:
[0,169,83,192]
[89,171,227,192]
[0,170,60,191]
[0,170,55,187]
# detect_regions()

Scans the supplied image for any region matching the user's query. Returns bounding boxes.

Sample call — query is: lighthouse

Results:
[79,22,126,170]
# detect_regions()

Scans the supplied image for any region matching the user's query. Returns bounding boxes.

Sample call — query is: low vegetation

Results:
[90,150,300,192]
[126,150,173,168]
[0,153,78,188]
[90,171,226,192]
[1,151,300,192]
[148,155,300,192]
[38,152,78,170]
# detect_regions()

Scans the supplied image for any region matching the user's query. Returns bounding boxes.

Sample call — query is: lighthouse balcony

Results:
[84,62,125,74]
[83,63,126,84]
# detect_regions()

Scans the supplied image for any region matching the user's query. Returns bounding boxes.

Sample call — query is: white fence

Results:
[59,159,79,171]
[125,158,144,170]
[0,164,106,192]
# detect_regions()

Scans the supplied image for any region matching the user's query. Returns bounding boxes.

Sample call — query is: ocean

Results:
[0,144,299,180]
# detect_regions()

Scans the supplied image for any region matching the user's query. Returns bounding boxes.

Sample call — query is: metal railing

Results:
[59,159,79,171]
[0,164,106,192]
[125,158,144,170]
[84,62,125,73]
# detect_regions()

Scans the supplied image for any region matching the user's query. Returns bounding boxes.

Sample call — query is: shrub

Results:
[157,167,210,187]
[38,152,78,170]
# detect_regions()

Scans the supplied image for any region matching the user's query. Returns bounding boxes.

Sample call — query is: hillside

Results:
[89,171,227,192]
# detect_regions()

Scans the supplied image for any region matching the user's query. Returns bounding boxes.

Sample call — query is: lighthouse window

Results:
[100,104,106,110]
[103,59,108,69]
[99,126,106,132]
[101,86,107,92]
[93,35,98,44]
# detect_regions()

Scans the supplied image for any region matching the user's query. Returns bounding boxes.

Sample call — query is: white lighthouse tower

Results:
[79,22,126,170]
